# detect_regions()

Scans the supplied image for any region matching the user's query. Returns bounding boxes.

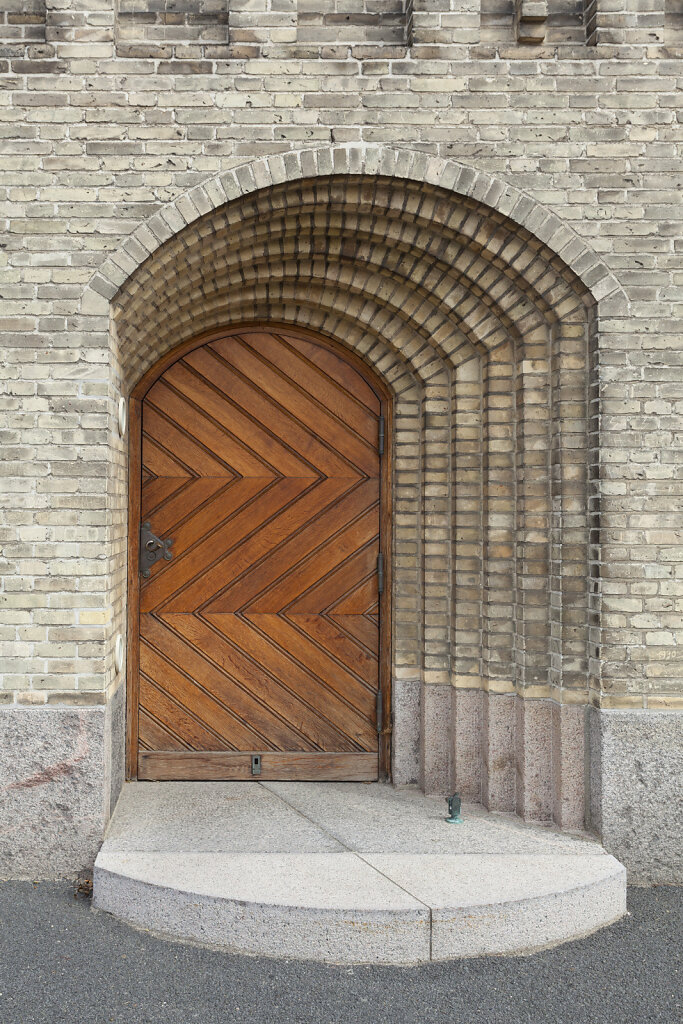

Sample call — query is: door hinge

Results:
[376,688,383,733]
[139,521,174,578]
[378,414,385,457]
[377,552,384,596]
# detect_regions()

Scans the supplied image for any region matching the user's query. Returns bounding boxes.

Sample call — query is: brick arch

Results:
[107,160,602,825]
[85,145,625,318]
[110,173,598,386]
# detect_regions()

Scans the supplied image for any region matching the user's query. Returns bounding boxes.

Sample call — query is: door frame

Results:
[125,322,393,780]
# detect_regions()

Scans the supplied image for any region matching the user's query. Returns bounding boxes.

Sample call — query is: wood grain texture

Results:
[138,751,379,781]
[129,325,390,782]
[125,397,142,779]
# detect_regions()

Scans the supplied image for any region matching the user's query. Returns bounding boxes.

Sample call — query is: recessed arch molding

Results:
[101,146,618,831]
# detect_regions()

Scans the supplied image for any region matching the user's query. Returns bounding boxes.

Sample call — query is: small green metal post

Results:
[445,793,463,824]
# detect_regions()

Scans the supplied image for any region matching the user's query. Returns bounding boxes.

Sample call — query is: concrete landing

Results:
[93,782,626,964]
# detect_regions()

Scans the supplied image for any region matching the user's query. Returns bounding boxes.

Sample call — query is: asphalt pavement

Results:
[0,881,680,1024]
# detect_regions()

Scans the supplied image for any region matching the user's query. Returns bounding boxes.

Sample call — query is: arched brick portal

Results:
[112,171,598,830]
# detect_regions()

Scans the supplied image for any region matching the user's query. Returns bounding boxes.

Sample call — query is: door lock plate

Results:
[139,521,173,577]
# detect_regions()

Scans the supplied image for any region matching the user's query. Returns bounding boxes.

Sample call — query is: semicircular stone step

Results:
[93,782,627,964]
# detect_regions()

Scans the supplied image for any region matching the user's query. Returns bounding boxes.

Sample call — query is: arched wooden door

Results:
[127,326,391,781]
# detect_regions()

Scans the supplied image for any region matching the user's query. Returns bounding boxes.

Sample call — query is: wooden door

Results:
[130,327,389,781]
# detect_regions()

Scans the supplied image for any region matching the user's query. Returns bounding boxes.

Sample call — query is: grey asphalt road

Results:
[0,883,680,1024]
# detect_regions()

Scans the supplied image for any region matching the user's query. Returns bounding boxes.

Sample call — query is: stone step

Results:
[93,782,626,964]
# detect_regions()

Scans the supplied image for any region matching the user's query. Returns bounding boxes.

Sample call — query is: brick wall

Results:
[666,0,683,43]
[116,1,230,59]
[298,0,409,49]
[0,1,46,46]
[0,0,682,863]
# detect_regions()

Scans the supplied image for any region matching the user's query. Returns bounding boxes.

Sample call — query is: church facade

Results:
[0,0,681,885]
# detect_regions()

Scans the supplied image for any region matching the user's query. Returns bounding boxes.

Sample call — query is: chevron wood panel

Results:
[136,328,383,781]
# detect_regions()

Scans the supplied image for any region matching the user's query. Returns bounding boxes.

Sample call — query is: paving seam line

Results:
[257,781,435,945]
